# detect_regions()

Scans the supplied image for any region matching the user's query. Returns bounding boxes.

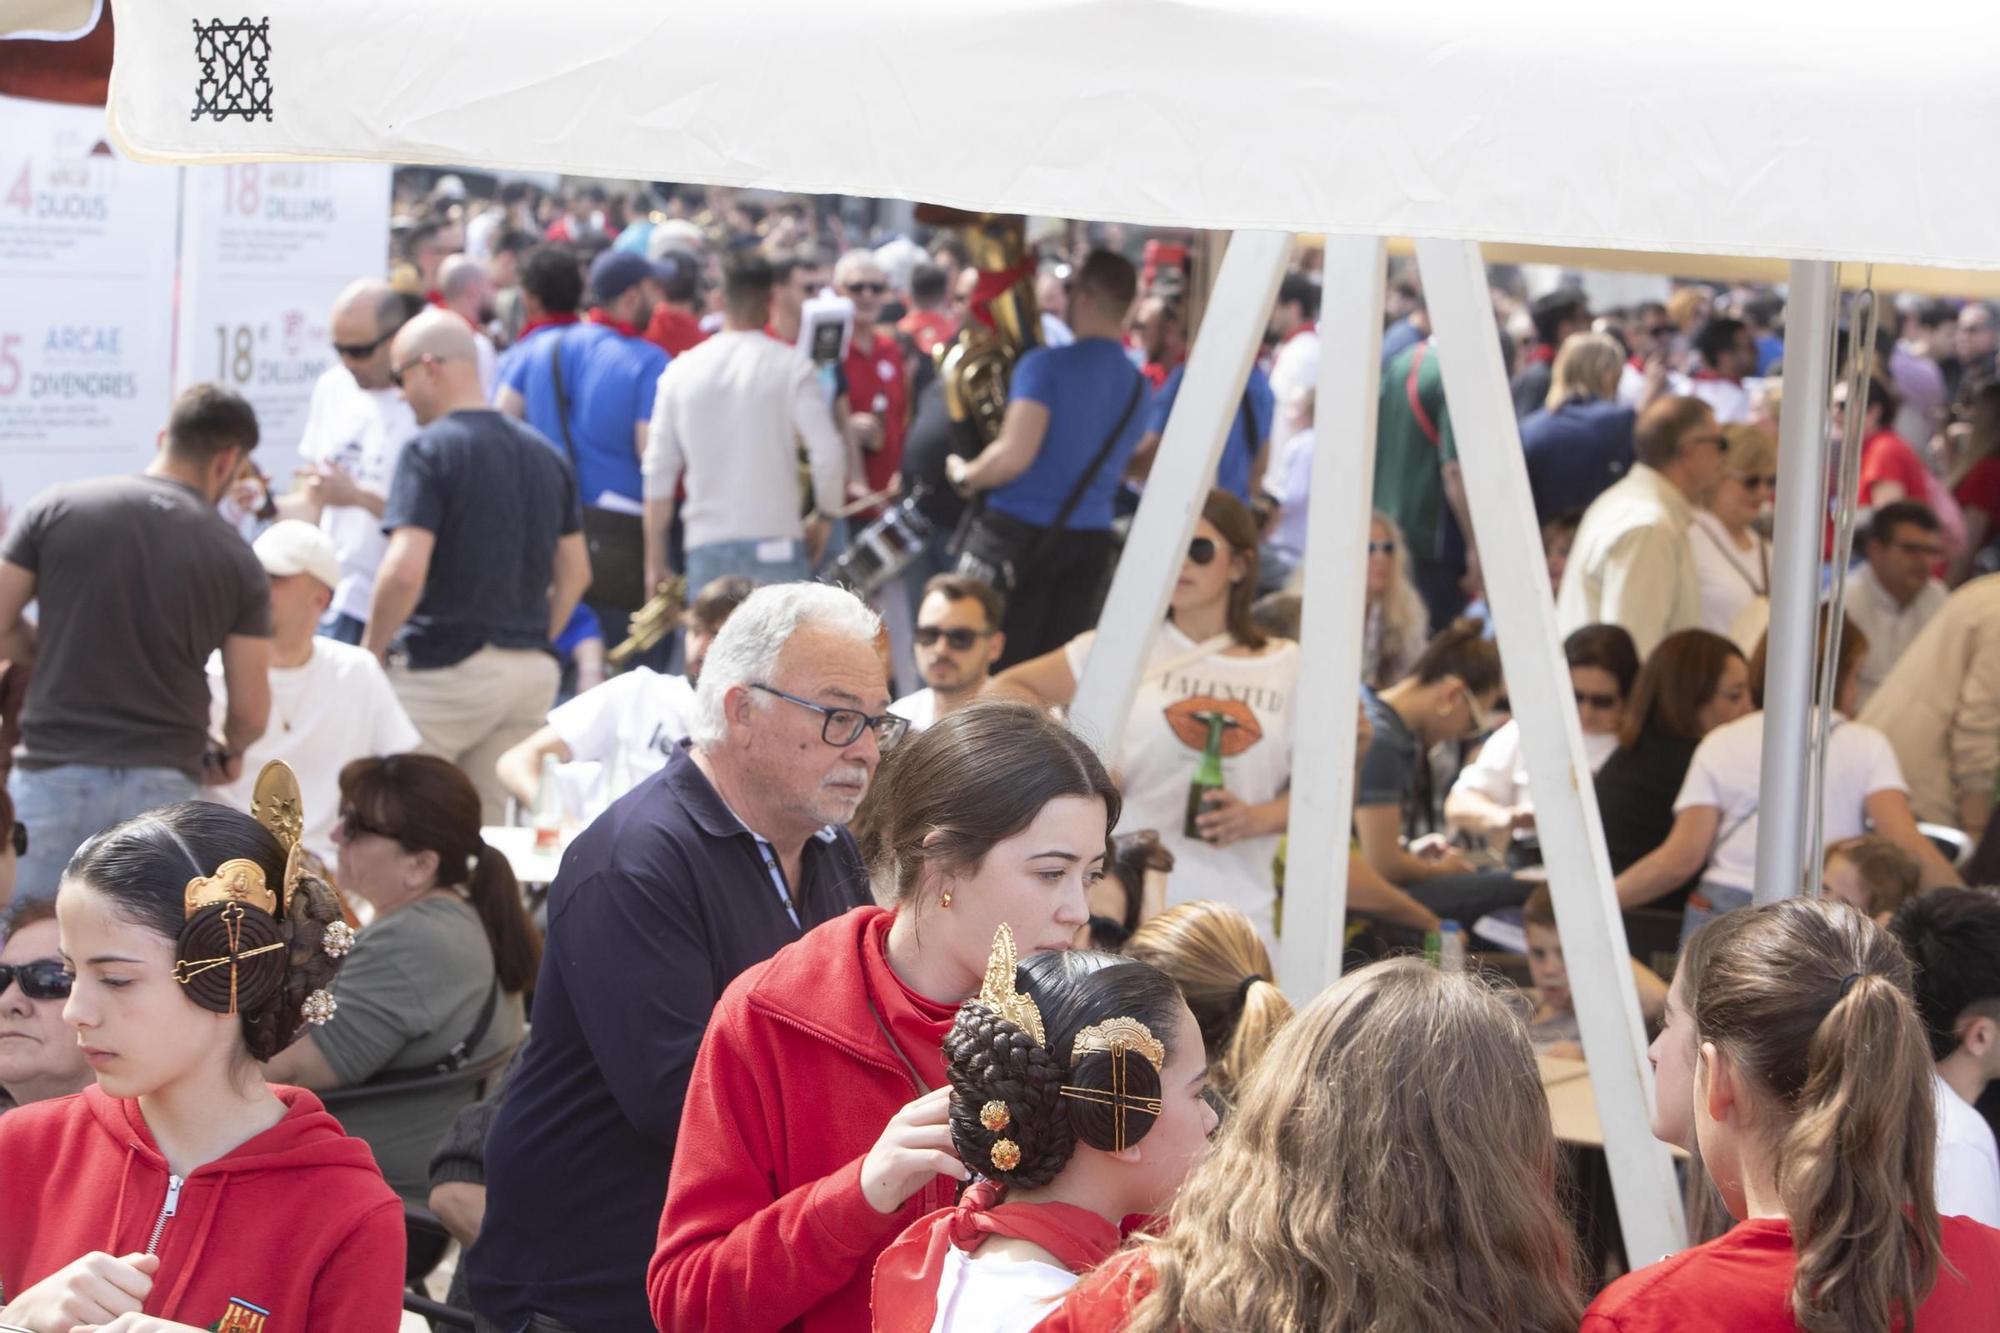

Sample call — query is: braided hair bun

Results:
[175,899,287,1017]
[945,1003,1075,1190]
[243,867,347,1060]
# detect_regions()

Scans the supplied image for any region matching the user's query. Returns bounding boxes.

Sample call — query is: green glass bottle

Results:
[1183,712,1228,840]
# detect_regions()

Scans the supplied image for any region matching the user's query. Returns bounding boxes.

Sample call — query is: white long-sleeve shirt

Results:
[641,330,846,548]
[1555,462,1703,658]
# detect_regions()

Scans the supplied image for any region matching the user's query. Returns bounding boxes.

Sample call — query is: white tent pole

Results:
[1414,237,1687,1264]
[1276,234,1385,1002]
[1070,230,1290,756]
[1752,261,1838,906]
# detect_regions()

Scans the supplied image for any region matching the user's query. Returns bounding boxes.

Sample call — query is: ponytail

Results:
[1126,901,1293,1106]
[1684,899,1943,1333]
[1220,977,1291,1106]
[1780,972,1939,1333]
[467,842,541,994]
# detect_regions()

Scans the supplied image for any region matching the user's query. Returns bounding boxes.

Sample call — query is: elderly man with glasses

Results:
[469,582,891,1333]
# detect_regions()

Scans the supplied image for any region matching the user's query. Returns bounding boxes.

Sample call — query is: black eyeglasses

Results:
[387,354,433,389]
[915,626,992,651]
[1367,540,1398,556]
[7,821,23,857]
[337,805,400,842]
[1576,691,1621,711]
[751,684,910,750]
[844,282,887,296]
[332,330,396,360]
[0,960,73,1002]
[1187,537,1218,566]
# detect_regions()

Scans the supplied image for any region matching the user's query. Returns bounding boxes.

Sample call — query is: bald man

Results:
[366,309,592,820]
[284,277,419,644]
[436,254,499,396]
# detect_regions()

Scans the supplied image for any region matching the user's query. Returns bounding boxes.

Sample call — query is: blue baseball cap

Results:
[589,248,677,304]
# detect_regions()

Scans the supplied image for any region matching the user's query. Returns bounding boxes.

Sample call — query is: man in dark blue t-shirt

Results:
[366,309,590,821]
[1131,359,1275,502]
[948,249,1146,666]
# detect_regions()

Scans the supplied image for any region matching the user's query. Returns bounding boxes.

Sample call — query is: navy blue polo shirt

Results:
[987,337,1147,530]
[466,743,870,1332]
[1519,397,1636,525]
[497,320,668,506]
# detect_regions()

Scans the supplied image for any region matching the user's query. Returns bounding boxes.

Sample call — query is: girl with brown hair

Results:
[1123,900,1292,1107]
[651,701,1123,1333]
[995,489,1299,947]
[1039,957,1583,1333]
[1591,897,2000,1331]
[262,753,537,1201]
[871,938,1214,1333]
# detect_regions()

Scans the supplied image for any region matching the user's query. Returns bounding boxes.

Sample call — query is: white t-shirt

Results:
[206,640,422,863]
[928,1248,1078,1333]
[1067,624,1299,946]
[1688,509,1770,640]
[890,687,938,731]
[1450,720,1618,811]
[1674,711,1907,894]
[1679,374,1755,425]
[546,668,697,813]
[296,366,419,623]
[1935,1071,2000,1228]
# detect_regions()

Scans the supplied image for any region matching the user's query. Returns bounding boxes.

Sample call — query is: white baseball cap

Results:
[253,520,342,592]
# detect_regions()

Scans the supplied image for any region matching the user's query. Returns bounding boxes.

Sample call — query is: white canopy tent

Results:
[94,0,2000,1268]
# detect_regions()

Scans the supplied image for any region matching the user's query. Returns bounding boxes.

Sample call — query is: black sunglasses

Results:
[387,354,434,390]
[844,282,887,296]
[1576,691,1621,711]
[7,821,23,857]
[915,626,991,651]
[751,684,910,750]
[332,329,396,360]
[1367,540,1398,556]
[1187,537,1218,566]
[0,960,73,1002]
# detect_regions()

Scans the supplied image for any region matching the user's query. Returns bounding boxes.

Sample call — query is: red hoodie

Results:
[650,905,958,1333]
[0,1084,404,1331]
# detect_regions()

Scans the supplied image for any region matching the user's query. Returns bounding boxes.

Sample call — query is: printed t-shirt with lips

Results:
[1065,624,1299,948]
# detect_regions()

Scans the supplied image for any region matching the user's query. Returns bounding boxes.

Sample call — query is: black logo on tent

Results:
[191,17,273,122]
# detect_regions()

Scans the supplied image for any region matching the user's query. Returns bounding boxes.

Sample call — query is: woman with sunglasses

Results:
[0,899,91,1113]
[261,754,535,1203]
[1689,423,1776,640]
[651,701,1120,1333]
[991,490,1298,947]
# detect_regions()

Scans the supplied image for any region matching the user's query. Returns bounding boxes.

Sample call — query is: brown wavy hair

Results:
[1181,489,1267,651]
[1746,608,1868,711]
[1123,958,1582,1333]
[1682,898,1942,1332]
[1124,901,1291,1107]
[1618,628,1743,748]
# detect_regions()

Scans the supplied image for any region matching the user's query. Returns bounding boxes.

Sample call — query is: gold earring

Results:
[940,887,953,909]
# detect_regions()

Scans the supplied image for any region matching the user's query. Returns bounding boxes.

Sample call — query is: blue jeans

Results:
[320,612,367,645]
[6,764,202,902]
[1680,881,1753,946]
[684,538,810,595]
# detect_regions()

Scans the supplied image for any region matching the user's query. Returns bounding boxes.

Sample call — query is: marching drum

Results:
[824,488,937,599]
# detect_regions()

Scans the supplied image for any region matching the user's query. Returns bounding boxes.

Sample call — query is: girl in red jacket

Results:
[650,701,1121,1333]
[0,790,404,1333]
[871,928,1216,1332]
[1040,957,1584,1333]
[1583,897,2000,1332]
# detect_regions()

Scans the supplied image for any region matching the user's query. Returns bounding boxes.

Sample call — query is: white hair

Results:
[690,582,881,748]
[833,248,885,288]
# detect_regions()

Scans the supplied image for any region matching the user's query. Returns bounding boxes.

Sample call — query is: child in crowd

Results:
[1521,884,1667,1059]
[1891,886,2000,1228]
[1123,900,1292,1109]
[0,793,403,1332]
[871,931,1214,1332]
[1821,834,1921,923]
[1039,958,1584,1333]
[1589,897,2000,1330]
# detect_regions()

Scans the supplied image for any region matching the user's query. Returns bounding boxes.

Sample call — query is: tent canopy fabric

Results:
[105,0,2000,272]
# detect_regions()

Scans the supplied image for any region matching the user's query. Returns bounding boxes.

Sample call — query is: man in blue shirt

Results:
[497,248,672,622]
[1129,359,1275,503]
[947,250,1146,666]
[1520,331,1639,525]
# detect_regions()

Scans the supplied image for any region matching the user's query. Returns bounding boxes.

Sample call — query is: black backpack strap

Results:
[1027,371,1146,568]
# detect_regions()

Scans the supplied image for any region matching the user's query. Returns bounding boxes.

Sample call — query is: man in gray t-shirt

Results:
[0,385,274,900]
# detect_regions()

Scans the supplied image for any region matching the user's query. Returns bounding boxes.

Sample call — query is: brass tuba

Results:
[917,207,1043,445]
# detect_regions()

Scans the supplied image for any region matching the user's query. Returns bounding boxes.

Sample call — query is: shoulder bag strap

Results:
[547,328,582,471]
[433,976,502,1075]
[1406,342,1441,448]
[1026,371,1147,567]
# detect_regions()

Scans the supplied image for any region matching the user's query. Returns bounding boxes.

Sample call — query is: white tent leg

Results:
[1277,234,1385,1002]
[1071,230,1290,756]
[1414,238,1688,1265]
[1753,262,1838,905]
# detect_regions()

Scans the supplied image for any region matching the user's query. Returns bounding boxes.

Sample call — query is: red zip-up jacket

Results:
[650,905,957,1332]
[0,1084,404,1331]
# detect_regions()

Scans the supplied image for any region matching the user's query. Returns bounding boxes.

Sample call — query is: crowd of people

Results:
[0,176,1997,1331]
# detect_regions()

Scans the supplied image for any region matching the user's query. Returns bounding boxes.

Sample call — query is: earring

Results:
[940,888,953,909]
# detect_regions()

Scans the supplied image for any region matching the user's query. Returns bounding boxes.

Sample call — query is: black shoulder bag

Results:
[955,371,1146,595]
[549,330,648,614]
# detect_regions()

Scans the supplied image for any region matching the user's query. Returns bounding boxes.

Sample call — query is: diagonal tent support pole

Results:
[1753,262,1838,906]
[1071,230,1290,757]
[1415,238,1687,1264]
[1276,235,1385,1002]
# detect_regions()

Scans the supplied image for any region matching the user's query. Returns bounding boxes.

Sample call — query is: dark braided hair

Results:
[946,949,1186,1190]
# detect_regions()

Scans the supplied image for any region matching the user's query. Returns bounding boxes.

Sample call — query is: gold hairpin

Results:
[1068,1017,1165,1072]
[1060,1017,1166,1153]
[251,761,307,914]
[976,924,1046,1047]
[173,902,285,1015]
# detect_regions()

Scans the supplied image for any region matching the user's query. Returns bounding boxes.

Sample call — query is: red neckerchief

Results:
[1627,355,1645,372]
[1277,321,1316,347]
[1690,368,1741,385]
[967,259,1037,331]
[587,307,643,339]
[1530,344,1556,366]
[516,312,580,341]
[870,1182,1123,1333]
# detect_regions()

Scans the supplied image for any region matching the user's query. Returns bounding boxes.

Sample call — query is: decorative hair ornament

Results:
[989,1138,1022,1172]
[301,989,338,1026]
[172,903,285,1015]
[979,1099,1011,1133]
[250,762,308,913]
[1060,1016,1166,1153]
[321,919,356,958]
[975,924,1047,1048]
[183,858,277,918]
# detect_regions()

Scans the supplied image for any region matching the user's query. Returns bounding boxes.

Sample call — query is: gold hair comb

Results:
[251,761,307,915]
[976,924,1047,1047]
[1060,1016,1165,1153]
[1068,1017,1165,1072]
